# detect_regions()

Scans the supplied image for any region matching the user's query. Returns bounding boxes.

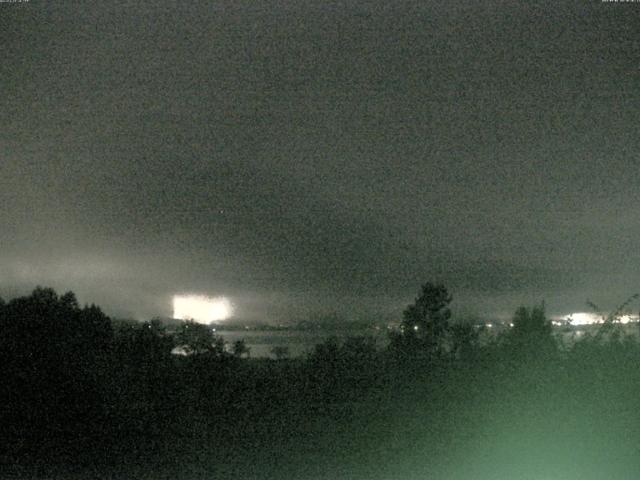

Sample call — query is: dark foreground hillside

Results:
[2,287,640,480]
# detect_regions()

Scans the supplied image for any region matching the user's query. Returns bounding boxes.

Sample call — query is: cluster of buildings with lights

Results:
[470,312,640,345]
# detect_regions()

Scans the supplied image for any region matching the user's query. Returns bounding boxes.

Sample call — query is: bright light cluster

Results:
[568,312,602,325]
[172,295,232,324]
[564,312,638,325]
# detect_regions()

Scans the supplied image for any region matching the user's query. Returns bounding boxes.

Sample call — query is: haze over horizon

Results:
[2,1,640,323]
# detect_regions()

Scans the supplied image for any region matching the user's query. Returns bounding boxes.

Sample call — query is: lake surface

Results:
[214,323,640,358]
[216,329,388,358]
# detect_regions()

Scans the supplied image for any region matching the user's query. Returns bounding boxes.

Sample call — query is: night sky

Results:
[2,1,639,322]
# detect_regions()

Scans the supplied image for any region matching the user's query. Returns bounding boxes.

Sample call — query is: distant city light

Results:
[568,312,602,325]
[561,312,639,326]
[619,315,634,324]
[172,295,232,324]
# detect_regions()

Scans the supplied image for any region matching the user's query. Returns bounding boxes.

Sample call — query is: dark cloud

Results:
[2,1,639,321]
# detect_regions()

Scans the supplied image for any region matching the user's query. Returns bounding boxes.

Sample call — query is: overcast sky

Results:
[2,1,639,322]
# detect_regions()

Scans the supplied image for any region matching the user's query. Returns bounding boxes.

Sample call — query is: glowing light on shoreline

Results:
[558,312,639,326]
[568,312,601,325]
[172,295,232,324]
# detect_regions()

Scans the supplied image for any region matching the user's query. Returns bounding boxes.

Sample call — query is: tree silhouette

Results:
[449,321,480,361]
[391,282,452,357]
[176,320,226,356]
[118,318,174,366]
[341,335,378,362]
[310,336,340,364]
[506,303,556,359]
[512,304,550,335]
[1,287,112,360]
[60,291,79,310]
[232,339,250,358]
[0,287,115,460]
[271,345,290,360]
